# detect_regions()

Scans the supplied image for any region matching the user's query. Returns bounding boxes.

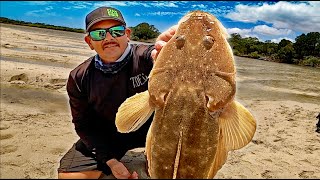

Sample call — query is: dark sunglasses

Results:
[89,25,126,41]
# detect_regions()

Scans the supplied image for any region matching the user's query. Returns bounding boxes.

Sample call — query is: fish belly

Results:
[148,88,220,178]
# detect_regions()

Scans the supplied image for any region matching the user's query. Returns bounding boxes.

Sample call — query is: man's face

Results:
[85,20,131,63]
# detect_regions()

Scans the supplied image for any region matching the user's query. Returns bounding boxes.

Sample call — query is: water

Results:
[234,56,320,104]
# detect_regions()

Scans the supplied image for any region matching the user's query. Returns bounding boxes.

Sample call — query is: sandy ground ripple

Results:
[1,23,320,179]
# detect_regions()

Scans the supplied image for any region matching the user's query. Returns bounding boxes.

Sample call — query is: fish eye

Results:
[203,35,214,50]
[176,35,185,50]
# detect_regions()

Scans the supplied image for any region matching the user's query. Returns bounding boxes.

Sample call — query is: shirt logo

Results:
[130,73,148,88]
[107,9,119,17]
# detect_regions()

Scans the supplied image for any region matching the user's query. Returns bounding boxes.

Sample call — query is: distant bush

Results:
[300,56,320,67]
[232,49,241,56]
[248,51,260,59]
[0,17,85,33]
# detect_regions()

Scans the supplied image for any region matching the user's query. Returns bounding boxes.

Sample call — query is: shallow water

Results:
[234,56,320,104]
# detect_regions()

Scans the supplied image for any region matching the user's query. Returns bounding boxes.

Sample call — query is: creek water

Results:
[234,56,320,104]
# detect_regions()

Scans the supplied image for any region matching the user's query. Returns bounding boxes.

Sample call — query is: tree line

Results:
[228,32,320,68]
[0,17,85,33]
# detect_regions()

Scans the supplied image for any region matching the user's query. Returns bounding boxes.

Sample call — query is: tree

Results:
[130,22,160,40]
[294,32,320,58]
[277,43,295,63]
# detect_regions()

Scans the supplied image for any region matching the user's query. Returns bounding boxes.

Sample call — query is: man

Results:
[57,7,176,179]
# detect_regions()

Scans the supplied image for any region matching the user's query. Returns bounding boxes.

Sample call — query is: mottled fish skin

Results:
[147,11,236,178]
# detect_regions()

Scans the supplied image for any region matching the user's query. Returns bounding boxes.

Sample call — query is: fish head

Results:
[149,10,236,110]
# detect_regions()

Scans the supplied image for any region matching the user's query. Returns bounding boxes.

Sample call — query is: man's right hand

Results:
[151,25,178,61]
[107,159,138,179]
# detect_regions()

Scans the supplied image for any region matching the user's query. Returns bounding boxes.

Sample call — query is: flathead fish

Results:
[115,10,257,179]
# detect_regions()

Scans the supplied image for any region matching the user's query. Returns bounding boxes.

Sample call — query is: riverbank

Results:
[1,23,320,179]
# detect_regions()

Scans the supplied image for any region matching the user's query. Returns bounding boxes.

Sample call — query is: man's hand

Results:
[151,25,178,61]
[107,159,138,179]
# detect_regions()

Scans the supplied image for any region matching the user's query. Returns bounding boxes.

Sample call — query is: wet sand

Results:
[1,23,320,178]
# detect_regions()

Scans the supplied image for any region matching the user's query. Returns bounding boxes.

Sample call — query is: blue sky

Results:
[1,1,319,43]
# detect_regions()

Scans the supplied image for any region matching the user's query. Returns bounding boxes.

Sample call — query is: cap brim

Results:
[86,17,126,32]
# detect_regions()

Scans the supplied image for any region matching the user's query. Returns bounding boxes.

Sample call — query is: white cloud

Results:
[227,27,257,39]
[271,37,295,43]
[45,6,53,11]
[191,4,207,9]
[252,25,292,36]
[135,13,141,17]
[225,1,320,33]
[94,1,129,7]
[24,1,52,6]
[25,10,57,17]
[69,2,93,9]
[148,11,184,16]
[227,25,296,42]
[207,6,234,17]
[152,2,178,8]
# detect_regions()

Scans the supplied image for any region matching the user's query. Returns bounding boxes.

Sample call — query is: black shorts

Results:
[57,139,112,175]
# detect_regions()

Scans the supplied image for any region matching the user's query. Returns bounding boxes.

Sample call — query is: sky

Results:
[1,1,319,43]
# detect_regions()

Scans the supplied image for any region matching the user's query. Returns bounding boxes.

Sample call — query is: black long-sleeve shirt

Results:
[66,44,155,164]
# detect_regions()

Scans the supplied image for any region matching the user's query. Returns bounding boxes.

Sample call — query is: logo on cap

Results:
[107,9,119,17]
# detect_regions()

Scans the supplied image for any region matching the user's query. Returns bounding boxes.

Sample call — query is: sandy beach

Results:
[1,23,320,179]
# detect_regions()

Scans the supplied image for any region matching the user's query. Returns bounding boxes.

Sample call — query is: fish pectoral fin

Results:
[115,90,155,133]
[219,100,257,150]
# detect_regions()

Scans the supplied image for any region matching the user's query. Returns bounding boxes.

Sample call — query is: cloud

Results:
[225,1,320,33]
[252,25,293,36]
[45,6,53,11]
[25,9,57,17]
[24,1,53,6]
[226,25,296,42]
[69,2,93,9]
[191,4,207,9]
[271,37,295,43]
[227,27,256,38]
[152,2,179,8]
[147,11,185,16]
[135,13,141,17]
[207,5,234,17]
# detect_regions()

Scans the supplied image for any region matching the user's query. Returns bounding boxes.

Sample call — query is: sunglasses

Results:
[89,25,126,41]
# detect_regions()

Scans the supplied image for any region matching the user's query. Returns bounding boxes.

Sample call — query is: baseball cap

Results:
[85,7,126,32]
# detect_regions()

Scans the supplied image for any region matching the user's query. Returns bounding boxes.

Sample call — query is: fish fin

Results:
[219,100,257,150]
[208,101,256,178]
[115,90,155,133]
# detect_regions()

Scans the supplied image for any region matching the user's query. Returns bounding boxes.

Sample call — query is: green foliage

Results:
[228,32,320,68]
[276,43,295,63]
[299,56,320,67]
[294,32,320,58]
[129,22,160,41]
[248,51,260,59]
[0,17,85,33]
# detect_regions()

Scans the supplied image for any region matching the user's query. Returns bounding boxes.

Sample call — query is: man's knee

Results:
[58,171,102,179]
